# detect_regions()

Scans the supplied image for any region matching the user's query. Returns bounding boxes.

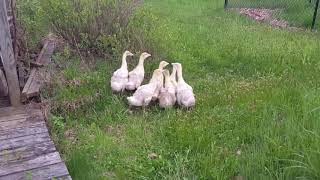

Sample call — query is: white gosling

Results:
[172,63,195,108]
[127,69,164,107]
[159,69,177,108]
[170,65,178,91]
[111,51,134,93]
[152,61,169,101]
[126,52,151,91]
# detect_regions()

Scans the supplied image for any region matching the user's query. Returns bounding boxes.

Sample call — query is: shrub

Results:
[41,0,142,57]
[16,0,47,56]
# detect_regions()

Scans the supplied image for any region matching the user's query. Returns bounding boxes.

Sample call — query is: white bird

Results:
[152,61,169,101]
[170,65,178,91]
[127,69,164,107]
[172,63,195,108]
[126,52,151,91]
[111,51,134,92]
[159,69,177,108]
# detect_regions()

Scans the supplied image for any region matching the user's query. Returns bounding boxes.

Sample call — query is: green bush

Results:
[16,0,47,53]
[42,0,142,57]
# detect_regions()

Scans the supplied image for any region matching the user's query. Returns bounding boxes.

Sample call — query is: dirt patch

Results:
[232,8,291,29]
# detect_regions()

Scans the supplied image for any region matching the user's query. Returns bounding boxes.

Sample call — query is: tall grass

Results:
[46,0,320,179]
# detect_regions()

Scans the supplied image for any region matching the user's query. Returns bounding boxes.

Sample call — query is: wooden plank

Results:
[27,74,42,98]
[0,104,41,117]
[21,37,56,101]
[0,133,51,151]
[22,69,36,94]
[0,68,8,97]
[21,69,40,100]
[36,40,49,64]
[0,140,55,162]
[0,109,42,122]
[0,109,27,118]
[57,175,73,180]
[0,109,42,121]
[0,106,71,179]
[0,162,70,180]
[0,121,48,140]
[0,152,63,176]
[0,120,44,133]
[18,64,26,88]
[36,40,55,65]
[0,116,43,131]
[0,96,10,108]
[0,113,27,122]
[0,104,25,114]
[0,0,21,106]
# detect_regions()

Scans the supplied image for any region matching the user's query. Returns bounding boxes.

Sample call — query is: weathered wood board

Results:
[22,38,56,101]
[0,104,71,179]
[0,96,10,108]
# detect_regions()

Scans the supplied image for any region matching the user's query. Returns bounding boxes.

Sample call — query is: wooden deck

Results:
[0,104,71,180]
[0,97,9,108]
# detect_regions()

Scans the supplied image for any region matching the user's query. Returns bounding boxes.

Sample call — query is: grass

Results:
[48,0,320,179]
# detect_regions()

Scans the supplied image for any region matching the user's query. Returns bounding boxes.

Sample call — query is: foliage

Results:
[16,0,47,54]
[41,0,141,57]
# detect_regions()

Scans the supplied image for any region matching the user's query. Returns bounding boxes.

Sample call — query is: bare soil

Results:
[232,8,289,28]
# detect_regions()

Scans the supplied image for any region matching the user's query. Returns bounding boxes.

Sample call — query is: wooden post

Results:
[0,0,21,106]
[10,0,18,58]
[312,0,320,30]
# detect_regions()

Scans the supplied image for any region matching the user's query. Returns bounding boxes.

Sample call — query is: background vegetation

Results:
[17,0,320,179]
[227,0,320,28]
[16,0,143,58]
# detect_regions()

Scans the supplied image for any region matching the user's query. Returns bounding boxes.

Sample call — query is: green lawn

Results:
[49,0,320,179]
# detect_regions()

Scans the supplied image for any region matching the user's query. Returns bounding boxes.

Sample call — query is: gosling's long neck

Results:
[170,68,177,80]
[138,57,145,67]
[150,73,158,84]
[176,66,185,83]
[121,54,128,69]
[159,63,166,70]
[164,74,170,87]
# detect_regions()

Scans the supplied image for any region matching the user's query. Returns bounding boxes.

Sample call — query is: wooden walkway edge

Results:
[0,104,71,180]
